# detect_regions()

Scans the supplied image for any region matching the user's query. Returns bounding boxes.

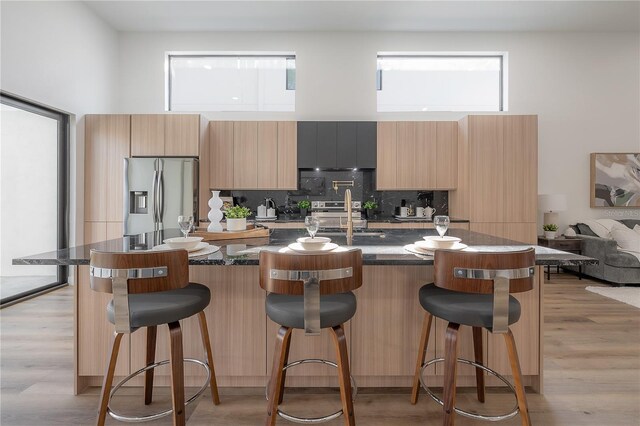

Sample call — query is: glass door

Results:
[0,93,68,305]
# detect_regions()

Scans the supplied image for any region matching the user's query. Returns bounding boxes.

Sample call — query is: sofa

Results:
[569,219,640,285]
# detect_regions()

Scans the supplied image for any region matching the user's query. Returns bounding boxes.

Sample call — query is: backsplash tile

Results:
[219,170,449,217]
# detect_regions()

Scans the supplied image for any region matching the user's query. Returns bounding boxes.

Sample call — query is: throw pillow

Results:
[610,227,640,262]
[634,224,640,235]
[581,219,618,238]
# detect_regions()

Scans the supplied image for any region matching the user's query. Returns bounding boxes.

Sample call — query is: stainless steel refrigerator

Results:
[124,158,198,236]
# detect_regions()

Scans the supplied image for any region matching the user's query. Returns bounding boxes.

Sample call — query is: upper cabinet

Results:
[207,121,297,191]
[376,121,457,190]
[131,114,200,157]
[297,121,377,169]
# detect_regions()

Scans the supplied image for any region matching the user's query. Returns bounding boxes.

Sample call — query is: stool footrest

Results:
[266,358,357,424]
[419,357,519,422]
[107,358,211,423]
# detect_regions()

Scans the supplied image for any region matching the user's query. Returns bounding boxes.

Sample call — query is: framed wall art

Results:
[590,153,640,208]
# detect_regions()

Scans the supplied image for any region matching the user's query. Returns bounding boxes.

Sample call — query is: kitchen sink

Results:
[316,231,386,238]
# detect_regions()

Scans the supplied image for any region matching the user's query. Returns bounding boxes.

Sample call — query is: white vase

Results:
[207,190,224,232]
[226,218,247,231]
[544,231,557,239]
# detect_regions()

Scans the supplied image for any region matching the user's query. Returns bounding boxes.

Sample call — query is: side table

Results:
[537,236,583,280]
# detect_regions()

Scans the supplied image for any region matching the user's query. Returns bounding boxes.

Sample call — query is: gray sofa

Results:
[569,219,640,285]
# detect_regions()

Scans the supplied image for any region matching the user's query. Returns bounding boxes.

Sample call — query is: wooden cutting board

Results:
[193,224,270,241]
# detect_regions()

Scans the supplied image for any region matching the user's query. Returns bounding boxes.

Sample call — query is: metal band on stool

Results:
[107,358,211,423]
[419,357,520,422]
[265,358,357,424]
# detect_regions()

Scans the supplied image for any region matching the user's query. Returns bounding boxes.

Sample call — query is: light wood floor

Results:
[1,274,639,425]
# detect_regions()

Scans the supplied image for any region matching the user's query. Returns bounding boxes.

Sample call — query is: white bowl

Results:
[297,236,331,251]
[163,236,204,250]
[422,235,462,249]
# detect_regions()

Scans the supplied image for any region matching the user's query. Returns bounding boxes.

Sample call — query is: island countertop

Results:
[14,228,597,267]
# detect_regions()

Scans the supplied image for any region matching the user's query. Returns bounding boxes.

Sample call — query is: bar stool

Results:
[259,249,362,426]
[410,248,535,426]
[89,249,220,426]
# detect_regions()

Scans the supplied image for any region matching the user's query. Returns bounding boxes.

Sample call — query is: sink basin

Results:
[316,231,386,238]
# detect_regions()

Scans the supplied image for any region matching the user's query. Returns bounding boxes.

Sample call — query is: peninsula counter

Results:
[14,228,596,395]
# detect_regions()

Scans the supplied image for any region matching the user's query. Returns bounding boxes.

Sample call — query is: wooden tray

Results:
[193,224,270,241]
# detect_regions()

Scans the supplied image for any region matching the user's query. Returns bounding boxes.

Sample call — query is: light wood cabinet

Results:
[450,115,538,244]
[207,121,298,191]
[85,115,130,223]
[131,114,200,157]
[376,121,457,190]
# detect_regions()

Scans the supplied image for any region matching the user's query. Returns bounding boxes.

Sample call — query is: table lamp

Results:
[538,194,567,226]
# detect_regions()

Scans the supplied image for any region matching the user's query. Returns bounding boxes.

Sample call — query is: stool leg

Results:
[472,326,485,403]
[168,321,186,426]
[277,328,292,405]
[442,322,460,426]
[411,312,433,404]
[503,329,532,426]
[97,332,124,426]
[266,326,292,426]
[197,311,221,405]
[330,324,355,426]
[144,326,157,405]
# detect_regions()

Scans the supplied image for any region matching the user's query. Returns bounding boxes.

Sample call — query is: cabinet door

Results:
[356,122,376,169]
[416,121,437,188]
[336,122,357,169]
[297,122,317,168]
[165,114,199,156]
[316,122,337,168]
[233,121,258,188]
[209,122,234,189]
[257,122,278,189]
[277,121,297,189]
[376,122,397,189]
[504,116,537,223]
[85,115,130,222]
[436,121,458,189]
[396,122,418,189]
[469,116,505,223]
[131,115,164,157]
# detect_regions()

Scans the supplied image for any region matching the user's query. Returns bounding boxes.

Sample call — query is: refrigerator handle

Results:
[152,169,159,228]
[158,169,165,228]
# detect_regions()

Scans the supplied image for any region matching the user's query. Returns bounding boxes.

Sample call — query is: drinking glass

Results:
[304,216,320,239]
[434,215,450,238]
[178,215,194,238]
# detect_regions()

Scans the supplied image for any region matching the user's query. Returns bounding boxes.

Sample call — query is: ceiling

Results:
[84,1,640,32]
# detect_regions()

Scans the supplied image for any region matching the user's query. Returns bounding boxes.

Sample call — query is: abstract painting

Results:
[591,153,640,208]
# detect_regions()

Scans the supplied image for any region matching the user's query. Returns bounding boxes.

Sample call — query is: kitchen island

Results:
[14,228,596,395]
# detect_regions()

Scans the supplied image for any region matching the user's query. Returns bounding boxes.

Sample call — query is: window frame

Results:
[376,51,509,112]
[164,51,296,112]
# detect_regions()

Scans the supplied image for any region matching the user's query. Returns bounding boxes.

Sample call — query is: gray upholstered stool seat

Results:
[266,292,357,330]
[107,283,210,329]
[419,284,521,331]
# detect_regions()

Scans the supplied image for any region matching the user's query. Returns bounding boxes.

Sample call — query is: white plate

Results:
[288,242,339,254]
[152,242,209,253]
[188,244,220,257]
[404,242,468,256]
[255,216,278,221]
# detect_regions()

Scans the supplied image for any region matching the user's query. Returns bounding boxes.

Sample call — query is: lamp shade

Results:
[538,194,567,213]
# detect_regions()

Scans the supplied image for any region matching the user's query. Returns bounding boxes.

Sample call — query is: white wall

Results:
[1,1,120,251]
[118,30,640,231]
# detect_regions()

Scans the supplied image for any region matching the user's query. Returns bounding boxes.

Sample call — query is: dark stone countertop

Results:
[13,228,597,267]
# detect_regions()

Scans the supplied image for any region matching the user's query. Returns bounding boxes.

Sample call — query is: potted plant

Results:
[225,205,252,231]
[543,224,559,239]
[363,200,378,219]
[297,200,311,217]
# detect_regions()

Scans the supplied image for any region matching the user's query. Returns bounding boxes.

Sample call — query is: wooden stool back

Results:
[259,249,363,296]
[89,249,189,295]
[434,248,535,295]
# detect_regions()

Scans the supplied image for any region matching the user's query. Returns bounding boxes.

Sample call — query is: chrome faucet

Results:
[344,188,353,246]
